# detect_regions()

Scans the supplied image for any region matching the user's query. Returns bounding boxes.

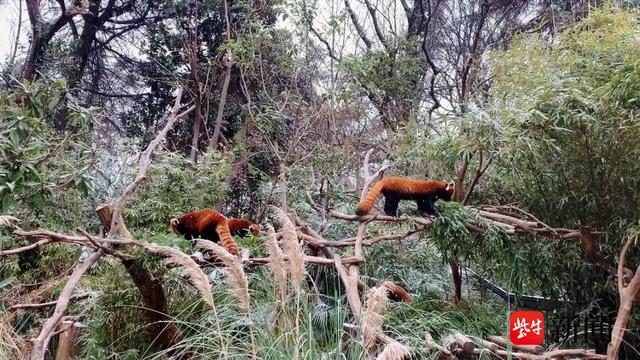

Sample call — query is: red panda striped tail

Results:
[356,180,386,215]
[215,220,239,255]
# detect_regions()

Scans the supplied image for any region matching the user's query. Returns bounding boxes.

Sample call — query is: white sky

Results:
[0,0,29,63]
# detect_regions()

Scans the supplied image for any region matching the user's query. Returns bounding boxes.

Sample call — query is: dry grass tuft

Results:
[143,243,214,308]
[0,313,28,359]
[376,340,410,360]
[195,239,250,311]
[264,224,287,304]
[272,207,305,294]
[363,285,391,354]
[0,215,19,228]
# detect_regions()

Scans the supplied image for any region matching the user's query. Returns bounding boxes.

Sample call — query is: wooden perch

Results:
[330,201,616,276]
[486,335,544,354]
[247,254,363,266]
[453,332,476,353]
[424,332,453,356]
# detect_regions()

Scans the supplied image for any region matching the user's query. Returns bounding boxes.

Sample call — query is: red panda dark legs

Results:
[383,195,400,217]
[382,194,440,217]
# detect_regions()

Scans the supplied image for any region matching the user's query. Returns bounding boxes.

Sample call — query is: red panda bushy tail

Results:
[356,180,386,215]
[215,220,239,255]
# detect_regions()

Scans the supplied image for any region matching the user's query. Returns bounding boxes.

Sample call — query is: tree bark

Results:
[22,0,70,81]
[189,0,203,162]
[450,262,462,303]
[210,54,231,148]
[55,322,81,360]
[209,0,232,148]
[278,160,288,212]
[189,91,203,162]
[66,0,102,90]
[96,204,189,358]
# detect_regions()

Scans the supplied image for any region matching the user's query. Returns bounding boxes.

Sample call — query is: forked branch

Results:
[607,235,640,359]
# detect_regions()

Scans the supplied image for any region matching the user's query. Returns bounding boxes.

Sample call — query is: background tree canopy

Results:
[1,1,639,359]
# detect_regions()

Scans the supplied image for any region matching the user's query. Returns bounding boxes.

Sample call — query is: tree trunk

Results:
[450,262,462,303]
[210,0,232,148]
[22,1,69,81]
[66,1,101,91]
[120,259,187,354]
[95,204,190,358]
[188,1,203,162]
[210,55,231,148]
[55,322,81,360]
[189,92,203,162]
[278,160,288,212]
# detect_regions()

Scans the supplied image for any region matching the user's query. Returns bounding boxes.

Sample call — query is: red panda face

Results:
[444,181,455,199]
[170,218,181,234]
[249,224,261,236]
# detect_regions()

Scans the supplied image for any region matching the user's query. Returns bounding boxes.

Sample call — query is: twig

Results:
[30,249,104,360]
[0,239,53,256]
[359,149,391,201]
[9,293,92,310]
[109,87,194,237]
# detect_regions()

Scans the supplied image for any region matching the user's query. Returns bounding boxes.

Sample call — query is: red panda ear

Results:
[170,218,180,233]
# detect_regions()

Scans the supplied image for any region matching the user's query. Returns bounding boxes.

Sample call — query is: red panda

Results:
[356,177,455,216]
[227,218,261,237]
[170,209,239,255]
[357,280,412,303]
[380,281,412,303]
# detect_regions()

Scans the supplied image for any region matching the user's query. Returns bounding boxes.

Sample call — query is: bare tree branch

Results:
[343,0,373,49]
[30,249,104,360]
[362,0,390,51]
[608,235,640,359]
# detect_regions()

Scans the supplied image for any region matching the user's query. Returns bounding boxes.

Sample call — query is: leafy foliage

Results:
[0,80,96,213]
[126,151,231,232]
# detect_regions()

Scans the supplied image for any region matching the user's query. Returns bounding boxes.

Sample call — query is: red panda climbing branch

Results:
[227,218,261,237]
[170,209,239,255]
[356,177,455,216]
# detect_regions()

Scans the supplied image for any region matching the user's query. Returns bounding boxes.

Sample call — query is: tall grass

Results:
[0,313,28,359]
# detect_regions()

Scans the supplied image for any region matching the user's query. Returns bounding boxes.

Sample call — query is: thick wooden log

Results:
[493,348,548,359]
[452,332,476,353]
[55,322,82,360]
[487,335,544,354]
[544,348,602,358]
[424,332,453,356]
[477,338,500,352]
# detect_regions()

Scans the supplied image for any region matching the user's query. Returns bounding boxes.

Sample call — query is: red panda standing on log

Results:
[356,177,455,217]
[227,218,261,237]
[170,209,239,255]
